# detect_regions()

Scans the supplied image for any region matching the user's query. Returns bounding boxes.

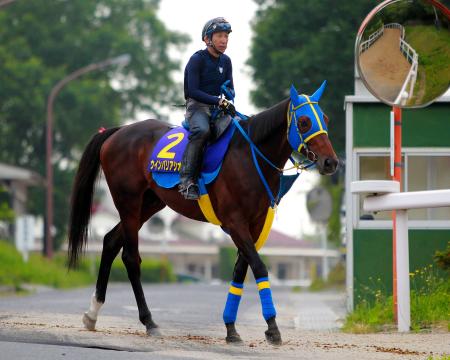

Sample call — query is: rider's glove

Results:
[219,98,236,116]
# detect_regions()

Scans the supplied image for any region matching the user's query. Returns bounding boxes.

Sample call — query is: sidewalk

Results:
[293,290,346,331]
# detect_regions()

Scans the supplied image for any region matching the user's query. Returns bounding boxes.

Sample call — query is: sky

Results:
[156,0,320,238]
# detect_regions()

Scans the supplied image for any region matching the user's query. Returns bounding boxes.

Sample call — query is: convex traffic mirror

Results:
[356,0,450,108]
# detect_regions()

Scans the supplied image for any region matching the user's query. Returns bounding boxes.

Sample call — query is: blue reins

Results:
[220,82,315,207]
[232,112,314,208]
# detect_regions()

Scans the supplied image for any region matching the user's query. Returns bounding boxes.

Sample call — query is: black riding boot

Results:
[179,139,203,200]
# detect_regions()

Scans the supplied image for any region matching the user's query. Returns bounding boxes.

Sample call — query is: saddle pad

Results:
[149,124,236,188]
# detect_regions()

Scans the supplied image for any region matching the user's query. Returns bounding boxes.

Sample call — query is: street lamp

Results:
[0,0,18,8]
[45,54,131,258]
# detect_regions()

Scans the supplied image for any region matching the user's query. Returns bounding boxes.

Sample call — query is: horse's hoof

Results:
[146,325,162,337]
[265,329,282,345]
[82,312,96,331]
[225,333,243,344]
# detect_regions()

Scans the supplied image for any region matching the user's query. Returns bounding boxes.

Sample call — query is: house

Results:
[344,70,450,309]
[0,162,44,253]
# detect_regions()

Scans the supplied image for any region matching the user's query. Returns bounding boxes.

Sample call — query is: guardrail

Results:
[359,26,384,54]
[394,37,419,105]
[359,22,418,105]
[359,23,405,54]
[385,22,405,38]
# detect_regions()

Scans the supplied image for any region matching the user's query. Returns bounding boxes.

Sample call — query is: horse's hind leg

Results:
[223,251,248,344]
[83,223,123,330]
[120,189,165,335]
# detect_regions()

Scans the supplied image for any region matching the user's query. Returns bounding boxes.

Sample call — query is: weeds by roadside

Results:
[343,264,449,333]
[426,355,450,360]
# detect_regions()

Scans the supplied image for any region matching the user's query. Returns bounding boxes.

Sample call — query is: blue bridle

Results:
[232,81,329,207]
[287,81,328,156]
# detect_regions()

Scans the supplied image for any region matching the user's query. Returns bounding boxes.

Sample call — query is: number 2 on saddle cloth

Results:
[147,113,276,251]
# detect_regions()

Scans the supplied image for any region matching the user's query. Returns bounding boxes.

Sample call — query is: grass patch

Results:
[343,265,450,333]
[405,24,450,105]
[0,240,175,293]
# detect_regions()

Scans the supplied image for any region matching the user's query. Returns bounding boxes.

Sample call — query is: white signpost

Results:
[15,215,35,262]
[351,180,450,332]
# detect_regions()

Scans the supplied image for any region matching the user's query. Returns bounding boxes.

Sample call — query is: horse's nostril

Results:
[324,158,338,170]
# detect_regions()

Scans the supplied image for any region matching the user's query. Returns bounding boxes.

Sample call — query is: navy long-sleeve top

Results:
[184,49,234,106]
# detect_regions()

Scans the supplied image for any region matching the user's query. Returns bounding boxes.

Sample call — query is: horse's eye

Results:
[298,116,311,132]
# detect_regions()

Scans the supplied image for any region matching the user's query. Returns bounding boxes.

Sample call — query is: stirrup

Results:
[178,182,200,200]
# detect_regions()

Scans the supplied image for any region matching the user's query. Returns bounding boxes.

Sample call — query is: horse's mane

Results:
[242,98,289,145]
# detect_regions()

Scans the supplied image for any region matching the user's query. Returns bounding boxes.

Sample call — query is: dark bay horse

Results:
[68,81,338,345]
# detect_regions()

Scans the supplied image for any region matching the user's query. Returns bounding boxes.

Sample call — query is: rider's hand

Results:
[219,98,236,116]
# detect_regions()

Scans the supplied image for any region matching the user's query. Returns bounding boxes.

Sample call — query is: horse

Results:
[68,81,338,345]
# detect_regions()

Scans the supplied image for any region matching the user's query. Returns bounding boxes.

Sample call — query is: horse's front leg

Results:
[223,250,248,344]
[231,227,282,345]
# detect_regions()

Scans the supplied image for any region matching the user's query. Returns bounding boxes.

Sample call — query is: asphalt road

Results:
[0,283,448,359]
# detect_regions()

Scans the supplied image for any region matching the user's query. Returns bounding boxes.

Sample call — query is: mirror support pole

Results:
[392,106,402,326]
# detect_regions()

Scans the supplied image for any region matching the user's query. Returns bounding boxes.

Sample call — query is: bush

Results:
[0,240,175,291]
[308,261,345,292]
[219,246,236,281]
[106,256,176,283]
[0,240,94,289]
[434,242,450,272]
[327,261,346,287]
[309,277,326,292]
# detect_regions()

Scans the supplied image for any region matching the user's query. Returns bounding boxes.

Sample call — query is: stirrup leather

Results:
[178,182,200,200]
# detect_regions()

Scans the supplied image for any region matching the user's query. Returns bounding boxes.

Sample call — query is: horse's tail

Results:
[68,127,121,268]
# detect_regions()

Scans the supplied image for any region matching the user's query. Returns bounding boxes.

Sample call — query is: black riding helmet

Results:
[201,17,232,41]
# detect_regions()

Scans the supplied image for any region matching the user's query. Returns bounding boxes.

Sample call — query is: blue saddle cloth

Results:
[148,123,236,189]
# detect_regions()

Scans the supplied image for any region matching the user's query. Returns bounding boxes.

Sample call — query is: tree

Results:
[0,186,14,223]
[0,0,188,248]
[248,0,377,154]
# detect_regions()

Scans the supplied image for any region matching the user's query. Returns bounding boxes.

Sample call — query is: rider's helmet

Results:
[201,17,232,41]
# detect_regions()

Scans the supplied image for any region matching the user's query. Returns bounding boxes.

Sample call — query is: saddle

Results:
[148,114,235,189]
[182,112,232,141]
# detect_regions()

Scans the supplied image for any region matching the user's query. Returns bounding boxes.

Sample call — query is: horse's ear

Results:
[290,84,300,107]
[310,80,327,102]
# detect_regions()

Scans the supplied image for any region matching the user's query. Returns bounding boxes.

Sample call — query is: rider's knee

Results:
[190,114,211,140]
[196,126,210,140]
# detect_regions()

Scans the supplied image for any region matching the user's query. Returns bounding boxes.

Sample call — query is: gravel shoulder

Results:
[0,284,448,360]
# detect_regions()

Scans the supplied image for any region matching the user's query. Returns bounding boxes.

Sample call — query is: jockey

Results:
[179,17,236,200]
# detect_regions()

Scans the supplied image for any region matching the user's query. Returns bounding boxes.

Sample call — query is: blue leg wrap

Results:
[256,277,276,320]
[223,281,243,324]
